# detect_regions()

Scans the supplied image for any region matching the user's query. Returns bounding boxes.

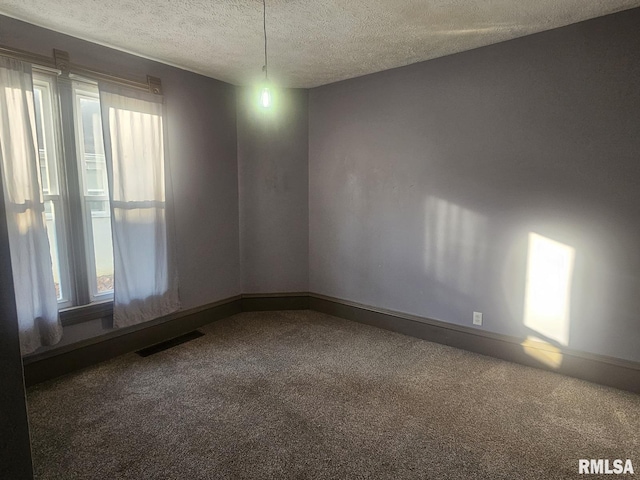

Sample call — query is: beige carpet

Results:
[27,310,640,479]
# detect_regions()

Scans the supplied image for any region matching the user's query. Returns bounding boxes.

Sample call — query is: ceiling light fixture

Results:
[260,0,271,108]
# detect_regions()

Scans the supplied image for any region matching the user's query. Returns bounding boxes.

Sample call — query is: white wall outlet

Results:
[473,311,483,326]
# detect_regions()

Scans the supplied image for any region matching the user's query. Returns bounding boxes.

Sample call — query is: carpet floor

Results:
[27,310,640,479]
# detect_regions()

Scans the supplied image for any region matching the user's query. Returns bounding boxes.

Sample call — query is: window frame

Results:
[32,73,74,309]
[72,81,114,302]
[32,71,115,316]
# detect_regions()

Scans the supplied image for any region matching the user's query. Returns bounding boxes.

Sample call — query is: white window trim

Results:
[33,73,74,309]
[72,80,114,302]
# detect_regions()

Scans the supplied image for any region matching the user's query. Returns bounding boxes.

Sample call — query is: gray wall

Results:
[309,9,640,363]
[0,15,241,309]
[237,87,309,293]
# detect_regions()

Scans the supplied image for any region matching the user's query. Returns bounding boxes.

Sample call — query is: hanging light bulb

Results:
[260,86,271,108]
[260,0,271,108]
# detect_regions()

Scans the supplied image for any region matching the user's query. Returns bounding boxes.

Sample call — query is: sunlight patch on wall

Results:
[523,233,575,347]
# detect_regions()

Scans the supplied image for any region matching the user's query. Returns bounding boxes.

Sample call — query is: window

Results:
[32,72,115,309]
[73,83,114,299]
[3,53,178,352]
[33,74,72,307]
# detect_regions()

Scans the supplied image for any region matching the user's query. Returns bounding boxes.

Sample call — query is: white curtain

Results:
[100,86,180,328]
[0,57,62,354]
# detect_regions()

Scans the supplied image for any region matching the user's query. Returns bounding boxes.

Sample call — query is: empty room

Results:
[1,1,639,479]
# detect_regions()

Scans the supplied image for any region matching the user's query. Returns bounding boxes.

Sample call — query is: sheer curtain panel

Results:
[0,57,62,354]
[100,86,180,328]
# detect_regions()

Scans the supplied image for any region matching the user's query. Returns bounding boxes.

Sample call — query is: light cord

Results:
[263,0,268,80]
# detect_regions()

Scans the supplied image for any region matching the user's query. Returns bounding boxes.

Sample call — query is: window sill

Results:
[60,300,113,327]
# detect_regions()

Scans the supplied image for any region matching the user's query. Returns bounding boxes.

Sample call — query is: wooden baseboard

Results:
[23,292,640,393]
[23,297,242,387]
[308,293,640,394]
[241,293,310,311]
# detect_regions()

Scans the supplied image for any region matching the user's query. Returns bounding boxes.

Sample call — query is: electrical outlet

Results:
[473,311,483,326]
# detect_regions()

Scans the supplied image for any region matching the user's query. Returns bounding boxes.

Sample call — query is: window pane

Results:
[74,83,114,299]
[33,75,72,306]
[88,199,114,294]
[44,200,62,301]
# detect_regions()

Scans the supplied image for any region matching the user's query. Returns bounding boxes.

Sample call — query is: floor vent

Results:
[136,330,204,357]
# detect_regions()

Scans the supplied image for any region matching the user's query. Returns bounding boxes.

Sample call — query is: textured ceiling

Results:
[1,1,639,88]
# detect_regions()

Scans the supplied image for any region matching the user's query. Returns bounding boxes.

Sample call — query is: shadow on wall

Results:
[423,197,488,301]
[416,193,621,366]
[315,136,637,362]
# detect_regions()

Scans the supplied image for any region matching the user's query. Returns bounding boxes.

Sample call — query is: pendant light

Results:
[260,0,271,108]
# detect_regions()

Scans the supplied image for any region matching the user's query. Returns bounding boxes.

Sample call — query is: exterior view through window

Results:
[32,72,114,308]
[73,83,114,298]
